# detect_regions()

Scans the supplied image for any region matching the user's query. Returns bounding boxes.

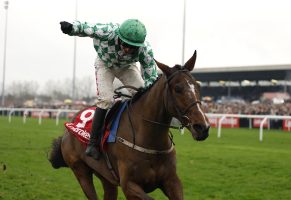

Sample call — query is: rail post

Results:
[217,115,226,138]
[259,117,268,142]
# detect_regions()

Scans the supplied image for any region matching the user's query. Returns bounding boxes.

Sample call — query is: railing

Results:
[1,107,291,142]
[207,113,291,142]
[0,107,78,125]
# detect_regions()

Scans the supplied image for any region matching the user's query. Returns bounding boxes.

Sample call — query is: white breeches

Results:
[94,57,144,109]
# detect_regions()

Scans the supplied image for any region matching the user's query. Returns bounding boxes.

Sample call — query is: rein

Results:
[113,85,175,154]
[114,85,185,130]
[113,85,140,99]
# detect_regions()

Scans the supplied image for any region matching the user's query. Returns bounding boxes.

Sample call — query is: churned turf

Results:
[0,116,290,200]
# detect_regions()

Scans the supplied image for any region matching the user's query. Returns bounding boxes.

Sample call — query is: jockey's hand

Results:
[60,21,73,34]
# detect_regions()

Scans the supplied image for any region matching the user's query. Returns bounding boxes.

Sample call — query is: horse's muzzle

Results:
[192,124,210,141]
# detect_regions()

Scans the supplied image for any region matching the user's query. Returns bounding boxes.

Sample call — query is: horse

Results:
[49,51,210,200]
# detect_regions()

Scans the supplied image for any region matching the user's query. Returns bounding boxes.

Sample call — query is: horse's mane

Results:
[130,65,186,103]
[130,65,189,103]
[131,74,163,103]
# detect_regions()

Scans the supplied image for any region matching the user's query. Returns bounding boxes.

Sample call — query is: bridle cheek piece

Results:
[165,70,201,128]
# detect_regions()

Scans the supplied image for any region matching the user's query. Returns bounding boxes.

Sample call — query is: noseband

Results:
[164,69,201,128]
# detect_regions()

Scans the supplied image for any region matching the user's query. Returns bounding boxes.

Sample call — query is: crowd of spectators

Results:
[203,101,291,116]
[3,94,291,116]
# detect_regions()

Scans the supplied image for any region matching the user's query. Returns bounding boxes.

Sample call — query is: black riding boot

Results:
[85,107,107,160]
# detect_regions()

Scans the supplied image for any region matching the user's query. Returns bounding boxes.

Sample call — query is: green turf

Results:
[0,116,291,200]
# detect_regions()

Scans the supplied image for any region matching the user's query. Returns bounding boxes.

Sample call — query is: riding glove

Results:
[60,21,73,34]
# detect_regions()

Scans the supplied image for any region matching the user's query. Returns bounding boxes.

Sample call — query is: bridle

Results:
[161,69,201,128]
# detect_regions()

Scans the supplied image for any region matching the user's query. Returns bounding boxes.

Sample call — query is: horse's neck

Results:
[121,78,172,149]
[133,77,172,132]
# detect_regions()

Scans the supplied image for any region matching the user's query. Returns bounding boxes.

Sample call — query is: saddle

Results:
[64,100,128,150]
[104,100,123,130]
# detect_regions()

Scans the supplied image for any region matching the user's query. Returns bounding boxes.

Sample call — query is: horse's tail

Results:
[48,136,68,168]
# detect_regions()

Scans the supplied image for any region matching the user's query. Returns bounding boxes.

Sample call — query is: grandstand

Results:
[193,64,291,101]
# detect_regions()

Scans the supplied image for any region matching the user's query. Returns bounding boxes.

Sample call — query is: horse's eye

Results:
[174,85,183,93]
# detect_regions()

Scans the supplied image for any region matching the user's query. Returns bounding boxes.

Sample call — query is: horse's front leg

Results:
[98,176,118,200]
[121,181,153,200]
[161,174,183,200]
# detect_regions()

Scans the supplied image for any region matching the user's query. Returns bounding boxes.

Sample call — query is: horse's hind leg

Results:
[98,176,118,200]
[72,162,99,200]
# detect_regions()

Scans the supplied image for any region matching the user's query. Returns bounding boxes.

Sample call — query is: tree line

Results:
[3,76,96,107]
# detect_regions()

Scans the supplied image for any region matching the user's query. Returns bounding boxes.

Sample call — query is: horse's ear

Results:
[154,59,171,76]
[184,50,197,71]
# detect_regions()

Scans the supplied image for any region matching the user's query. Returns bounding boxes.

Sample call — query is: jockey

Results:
[60,19,158,160]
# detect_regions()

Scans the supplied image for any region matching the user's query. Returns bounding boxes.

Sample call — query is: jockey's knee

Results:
[96,98,113,110]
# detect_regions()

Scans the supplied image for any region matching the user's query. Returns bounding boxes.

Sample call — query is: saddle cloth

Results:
[64,101,128,150]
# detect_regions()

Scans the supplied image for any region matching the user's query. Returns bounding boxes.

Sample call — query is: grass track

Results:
[0,116,291,199]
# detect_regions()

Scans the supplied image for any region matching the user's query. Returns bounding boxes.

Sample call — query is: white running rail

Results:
[1,108,291,141]
[207,113,291,142]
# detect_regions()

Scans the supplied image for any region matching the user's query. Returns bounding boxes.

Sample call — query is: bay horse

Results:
[49,51,210,200]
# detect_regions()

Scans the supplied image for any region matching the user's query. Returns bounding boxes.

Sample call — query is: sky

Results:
[0,0,291,91]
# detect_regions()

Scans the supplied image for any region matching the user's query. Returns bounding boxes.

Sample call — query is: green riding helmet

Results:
[117,19,147,47]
